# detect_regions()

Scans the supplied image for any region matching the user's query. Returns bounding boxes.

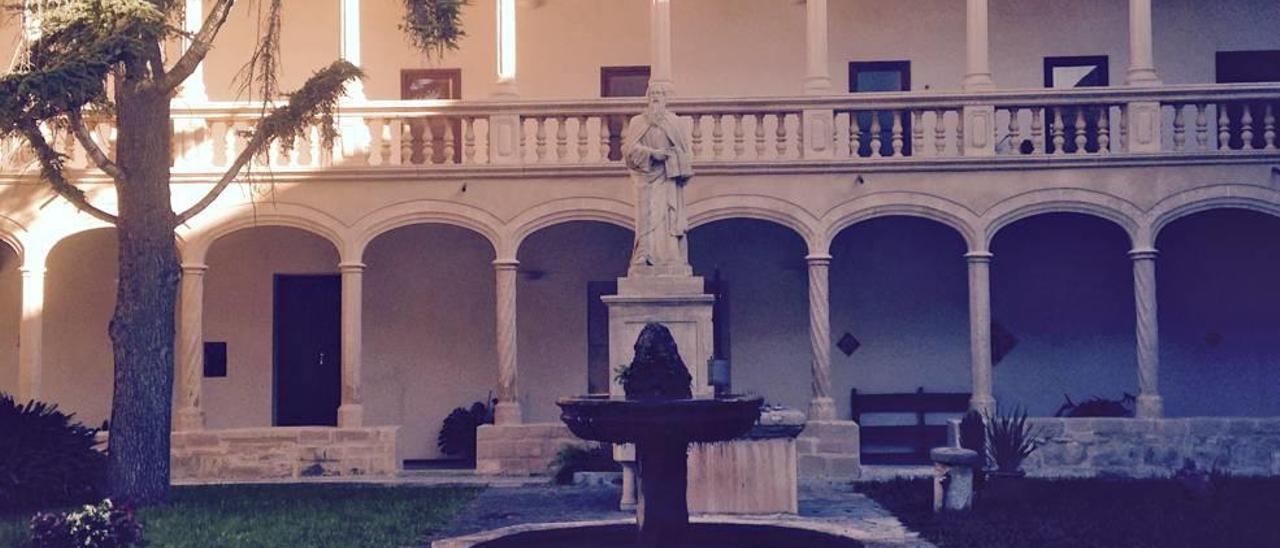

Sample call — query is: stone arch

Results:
[983,188,1142,250]
[1149,184,1280,244]
[351,200,503,262]
[688,194,822,255]
[0,214,25,262]
[508,198,634,260]
[182,203,348,265]
[821,192,980,254]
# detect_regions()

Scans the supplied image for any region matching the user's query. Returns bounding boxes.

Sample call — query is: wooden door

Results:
[274,275,342,426]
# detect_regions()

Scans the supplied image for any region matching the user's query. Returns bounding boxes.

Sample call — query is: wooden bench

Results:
[851,387,971,465]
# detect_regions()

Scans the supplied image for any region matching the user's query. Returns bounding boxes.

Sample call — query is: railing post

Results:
[1126,101,1162,153]
[490,114,523,164]
[802,109,836,160]
[962,105,996,156]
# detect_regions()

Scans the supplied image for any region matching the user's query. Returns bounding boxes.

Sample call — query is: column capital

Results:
[19,266,46,277]
[804,253,833,266]
[964,251,993,263]
[339,261,367,273]
[1128,248,1159,261]
[493,258,520,271]
[181,263,209,275]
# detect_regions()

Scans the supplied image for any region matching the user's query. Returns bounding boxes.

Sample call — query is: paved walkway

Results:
[425,482,934,547]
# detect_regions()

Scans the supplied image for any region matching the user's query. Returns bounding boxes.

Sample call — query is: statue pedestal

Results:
[604,274,715,510]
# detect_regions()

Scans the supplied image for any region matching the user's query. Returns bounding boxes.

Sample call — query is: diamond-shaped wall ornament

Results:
[837,332,861,357]
[991,321,1018,366]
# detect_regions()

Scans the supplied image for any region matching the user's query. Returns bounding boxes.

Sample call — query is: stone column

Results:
[649,0,674,89]
[1130,248,1163,418]
[803,0,831,94]
[806,254,836,420]
[16,266,45,403]
[965,252,995,414]
[175,264,207,431]
[1126,0,1160,86]
[494,0,518,97]
[963,0,995,91]
[339,0,366,100]
[179,0,208,101]
[493,259,522,425]
[338,262,365,427]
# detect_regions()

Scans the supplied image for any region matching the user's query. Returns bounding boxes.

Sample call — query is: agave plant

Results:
[983,406,1040,474]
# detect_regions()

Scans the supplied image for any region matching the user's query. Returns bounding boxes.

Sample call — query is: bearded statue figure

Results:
[622,83,695,276]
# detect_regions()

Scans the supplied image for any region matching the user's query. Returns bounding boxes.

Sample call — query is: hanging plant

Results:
[400,0,469,58]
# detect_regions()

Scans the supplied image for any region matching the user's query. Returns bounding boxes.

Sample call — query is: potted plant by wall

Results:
[981,406,1040,502]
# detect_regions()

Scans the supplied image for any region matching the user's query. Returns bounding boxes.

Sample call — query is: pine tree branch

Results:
[174,120,269,225]
[68,110,125,182]
[17,120,119,225]
[163,0,236,94]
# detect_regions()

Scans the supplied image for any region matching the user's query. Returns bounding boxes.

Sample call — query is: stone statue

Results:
[622,84,695,276]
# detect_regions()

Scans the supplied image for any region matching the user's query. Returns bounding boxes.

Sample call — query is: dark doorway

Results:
[601,66,650,161]
[274,274,342,426]
[849,60,912,157]
[586,280,617,394]
[1215,50,1280,150]
[1043,56,1109,154]
[401,68,463,164]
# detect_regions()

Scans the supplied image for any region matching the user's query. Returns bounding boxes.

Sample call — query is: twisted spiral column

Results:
[494,259,523,425]
[806,254,836,420]
[175,263,207,431]
[1130,249,1163,418]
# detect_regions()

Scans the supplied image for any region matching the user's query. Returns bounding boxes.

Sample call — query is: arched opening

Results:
[829,216,970,416]
[990,213,1135,416]
[0,242,21,396]
[363,224,497,464]
[689,218,809,410]
[203,226,339,429]
[517,221,632,421]
[1156,208,1280,417]
[44,228,117,426]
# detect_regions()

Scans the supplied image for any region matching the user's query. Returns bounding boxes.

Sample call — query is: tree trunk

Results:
[106,83,180,505]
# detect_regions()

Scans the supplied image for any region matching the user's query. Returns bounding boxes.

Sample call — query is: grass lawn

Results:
[1,484,481,548]
[859,477,1280,548]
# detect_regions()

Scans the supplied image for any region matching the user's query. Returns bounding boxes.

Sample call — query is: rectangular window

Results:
[1043,56,1109,154]
[204,342,227,378]
[849,61,912,157]
[400,69,463,164]
[1215,50,1280,150]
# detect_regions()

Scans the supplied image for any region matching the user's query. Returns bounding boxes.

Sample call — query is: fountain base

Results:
[436,520,863,548]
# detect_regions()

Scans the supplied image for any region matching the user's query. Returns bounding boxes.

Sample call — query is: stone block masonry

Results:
[169,427,399,481]
[476,423,580,476]
[1022,418,1280,477]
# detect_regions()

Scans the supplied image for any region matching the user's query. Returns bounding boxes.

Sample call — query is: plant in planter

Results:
[437,397,495,465]
[983,406,1040,477]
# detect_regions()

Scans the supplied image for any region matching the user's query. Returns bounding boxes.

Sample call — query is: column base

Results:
[807,397,837,421]
[962,74,996,92]
[1125,70,1162,87]
[796,420,861,480]
[1136,394,1163,418]
[174,407,205,431]
[337,404,364,428]
[969,395,996,416]
[494,401,523,426]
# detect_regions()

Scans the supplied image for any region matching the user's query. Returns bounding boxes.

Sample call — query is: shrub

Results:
[983,406,1040,474]
[959,410,987,489]
[0,393,106,513]
[437,399,494,463]
[30,499,142,548]
[549,443,620,485]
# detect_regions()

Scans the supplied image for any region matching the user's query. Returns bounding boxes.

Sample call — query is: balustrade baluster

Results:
[1264,104,1277,150]
[311,125,328,167]
[1006,108,1021,155]
[1218,104,1231,151]
[734,114,746,159]
[850,112,862,158]
[910,111,924,156]
[598,118,612,162]
[465,118,478,164]
[1172,105,1187,152]
[1030,108,1044,155]
[212,121,228,166]
[755,113,767,158]
[1098,108,1111,153]
[712,115,724,159]
[690,115,703,159]
[1051,108,1066,155]
[554,116,568,161]
[402,122,415,164]
[297,126,313,167]
[933,110,947,156]
[368,118,386,166]
[443,121,457,165]
[890,111,904,157]
[955,113,965,157]
[574,116,588,163]
[423,120,439,164]
[1241,104,1255,150]
[1073,108,1088,154]
[869,113,883,158]
[535,117,548,162]
[776,113,789,158]
[1192,104,1207,151]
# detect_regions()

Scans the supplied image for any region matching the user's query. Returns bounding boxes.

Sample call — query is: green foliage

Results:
[0,393,106,514]
[29,499,143,548]
[1053,392,1136,418]
[399,0,469,57]
[549,443,619,485]
[258,60,364,152]
[437,399,494,462]
[983,406,1040,473]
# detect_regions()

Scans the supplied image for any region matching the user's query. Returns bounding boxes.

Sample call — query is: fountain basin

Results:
[434,518,864,548]
[556,395,764,445]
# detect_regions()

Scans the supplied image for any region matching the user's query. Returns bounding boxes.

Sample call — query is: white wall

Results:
[43,229,117,427]
[203,227,340,429]
[363,224,498,461]
[0,243,19,397]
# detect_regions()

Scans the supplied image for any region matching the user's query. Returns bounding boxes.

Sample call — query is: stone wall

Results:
[1022,418,1280,477]
[169,427,399,481]
[476,423,579,476]
[796,421,862,480]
